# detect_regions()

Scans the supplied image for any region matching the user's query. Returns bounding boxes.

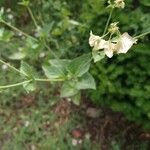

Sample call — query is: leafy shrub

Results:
[90,43,150,129]
[88,1,150,129]
[0,0,150,129]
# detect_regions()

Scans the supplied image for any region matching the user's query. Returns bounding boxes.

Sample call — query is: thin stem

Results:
[35,78,65,82]
[101,32,109,38]
[0,80,31,89]
[43,41,59,59]
[1,14,59,60]
[103,7,114,35]
[27,7,38,28]
[0,59,27,76]
[134,31,150,39]
[1,20,37,41]
[0,78,64,89]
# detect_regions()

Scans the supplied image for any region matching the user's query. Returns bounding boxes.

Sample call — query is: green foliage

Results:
[20,61,37,92]
[92,51,105,63]
[0,0,150,130]
[0,28,14,42]
[90,43,150,129]
[43,54,95,104]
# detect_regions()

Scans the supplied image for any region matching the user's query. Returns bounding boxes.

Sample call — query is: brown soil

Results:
[54,98,150,150]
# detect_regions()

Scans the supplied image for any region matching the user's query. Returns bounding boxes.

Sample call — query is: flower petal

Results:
[89,31,108,50]
[89,31,101,47]
[104,48,113,58]
[117,32,136,54]
[104,42,116,58]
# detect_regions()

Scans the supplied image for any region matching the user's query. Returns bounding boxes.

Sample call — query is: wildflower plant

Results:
[0,0,149,105]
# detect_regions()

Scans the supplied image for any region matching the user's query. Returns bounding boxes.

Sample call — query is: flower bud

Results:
[114,0,125,9]
[108,22,119,34]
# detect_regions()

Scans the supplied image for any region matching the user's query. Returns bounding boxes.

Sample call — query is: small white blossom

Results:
[114,0,125,9]
[89,31,108,50]
[78,139,82,144]
[108,22,119,33]
[24,121,30,127]
[116,32,137,54]
[2,64,8,70]
[18,32,23,37]
[89,31,136,60]
[8,14,13,20]
[39,52,45,58]
[34,26,42,37]
[104,42,117,58]
[72,139,78,146]
[6,8,11,13]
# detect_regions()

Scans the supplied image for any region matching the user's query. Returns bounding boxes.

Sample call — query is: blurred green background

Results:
[0,0,150,149]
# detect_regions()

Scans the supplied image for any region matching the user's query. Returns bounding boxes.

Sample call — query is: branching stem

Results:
[27,7,38,28]
[103,7,114,35]
[134,31,150,39]
[1,20,37,41]
[0,59,27,76]
[0,80,31,89]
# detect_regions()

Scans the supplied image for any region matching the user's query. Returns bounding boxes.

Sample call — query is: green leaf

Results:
[26,38,39,50]
[49,59,71,68]
[71,92,81,105]
[60,81,78,97]
[20,61,35,78]
[92,51,105,63]
[20,61,37,92]
[140,0,150,6]
[0,28,14,42]
[23,81,36,93]
[18,0,29,7]
[42,65,65,80]
[68,53,92,77]
[76,72,96,90]
[9,51,26,60]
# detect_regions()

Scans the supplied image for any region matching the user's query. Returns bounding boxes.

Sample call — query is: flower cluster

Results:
[108,0,125,9]
[89,29,137,59]
[114,0,125,9]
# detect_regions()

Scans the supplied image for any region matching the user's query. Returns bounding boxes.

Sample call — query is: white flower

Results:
[24,121,30,127]
[72,139,78,146]
[89,31,107,50]
[2,64,8,70]
[8,14,13,20]
[108,22,119,33]
[114,0,125,9]
[89,31,136,60]
[104,42,117,58]
[116,32,137,54]
[6,8,11,13]
[39,52,45,58]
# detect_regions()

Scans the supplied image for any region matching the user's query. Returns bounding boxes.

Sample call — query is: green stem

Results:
[27,7,38,28]
[0,59,27,76]
[101,32,109,38]
[1,20,37,41]
[0,80,31,89]
[43,41,59,59]
[0,78,64,89]
[103,7,114,35]
[134,31,150,39]
[35,78,64,82]
[1,18,59,60]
